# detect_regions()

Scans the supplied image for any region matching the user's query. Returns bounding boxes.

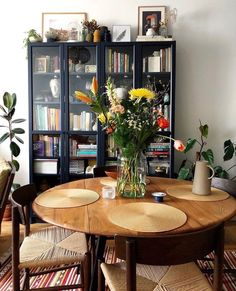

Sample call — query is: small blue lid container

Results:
[152,192,166,202]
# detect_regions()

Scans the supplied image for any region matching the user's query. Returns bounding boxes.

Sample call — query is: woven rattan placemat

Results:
[35,189,99,208]
[100,177,151,187]
[167,185,229,202]
[108,202,187,232]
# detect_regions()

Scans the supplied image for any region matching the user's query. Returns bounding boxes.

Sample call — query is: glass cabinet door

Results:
[30,45,62,191]
[140,43,175,177]
[67,44,98,179]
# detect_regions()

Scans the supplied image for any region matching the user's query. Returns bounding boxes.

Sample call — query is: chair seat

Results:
[20,226,88,269]
[101,261,212,291]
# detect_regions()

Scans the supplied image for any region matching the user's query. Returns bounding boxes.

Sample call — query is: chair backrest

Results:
[0,160,15,232]
[115,224,224,290]
[10,183,37,236]
[212,177,236,197]
[93,165,117,177]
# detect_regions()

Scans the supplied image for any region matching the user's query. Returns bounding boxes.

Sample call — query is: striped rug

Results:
[1,247,236,290]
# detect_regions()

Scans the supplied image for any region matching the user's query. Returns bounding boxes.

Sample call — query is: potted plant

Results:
[0,92,26,177]
[23,29,43,48]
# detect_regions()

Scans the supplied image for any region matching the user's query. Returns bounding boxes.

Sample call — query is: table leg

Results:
[89,235,107,291]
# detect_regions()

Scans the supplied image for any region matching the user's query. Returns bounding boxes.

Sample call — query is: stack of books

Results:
[136,35,173,42]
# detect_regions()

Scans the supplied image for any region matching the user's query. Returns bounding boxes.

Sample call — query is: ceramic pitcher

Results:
[192,161,215,195]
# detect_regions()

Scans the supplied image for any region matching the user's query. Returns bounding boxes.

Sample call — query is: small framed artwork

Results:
[42,12,87,41]
[112,25,131,42]
[138,6,166,36]
[35,57,47,73]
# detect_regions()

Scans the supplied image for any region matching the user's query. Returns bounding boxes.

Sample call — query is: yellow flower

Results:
[74,91,92,104]
[91,77,98,95]
[128,88,155,100]
[98,112,112,124]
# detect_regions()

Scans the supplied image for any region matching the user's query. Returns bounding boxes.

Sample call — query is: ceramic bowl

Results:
[152,192,166,202]
[105,166,118,180]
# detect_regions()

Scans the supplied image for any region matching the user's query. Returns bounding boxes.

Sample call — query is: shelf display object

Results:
[28,41,175,192]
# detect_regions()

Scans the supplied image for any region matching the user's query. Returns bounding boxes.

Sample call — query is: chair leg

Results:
[84,252,91,291]
[98,259,105,291]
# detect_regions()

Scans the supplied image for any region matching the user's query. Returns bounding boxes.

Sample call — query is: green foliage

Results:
[177,121,230,180]
[0,92,26,171]
[23,29,42,48]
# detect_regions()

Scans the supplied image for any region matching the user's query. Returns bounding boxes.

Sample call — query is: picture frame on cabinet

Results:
[138,6,166,36]
[42,12,87,42]
[35,57,47,73]
[112,25,131,42]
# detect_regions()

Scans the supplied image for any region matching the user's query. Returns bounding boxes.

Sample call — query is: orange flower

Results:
[91,77,98,95]
[174,140,185,152]
[106,127,113,134]
[74,90,92,104]
[157,117,169,129]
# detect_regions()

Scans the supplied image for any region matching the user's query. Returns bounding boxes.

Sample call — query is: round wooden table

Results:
[33,177,236,236]
[33,177,236,291]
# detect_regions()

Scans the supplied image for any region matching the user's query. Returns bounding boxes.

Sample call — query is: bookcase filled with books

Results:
[28,40,176,192]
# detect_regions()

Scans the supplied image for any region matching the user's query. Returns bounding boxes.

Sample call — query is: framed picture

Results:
[112,25,131,42]
[138,6,166,36]
[35,57,47,73]
[42,12,87,41]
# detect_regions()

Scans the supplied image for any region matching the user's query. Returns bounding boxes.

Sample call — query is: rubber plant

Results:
[0,92,26,173]
[178,121,229,180]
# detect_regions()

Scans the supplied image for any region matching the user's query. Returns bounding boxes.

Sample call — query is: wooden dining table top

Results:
[33,177,236,237]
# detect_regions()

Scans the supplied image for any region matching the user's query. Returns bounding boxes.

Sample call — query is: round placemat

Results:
[35,189,99,208]
[108,202,187,232]
[167,185,229,201]
[100,177,151,187]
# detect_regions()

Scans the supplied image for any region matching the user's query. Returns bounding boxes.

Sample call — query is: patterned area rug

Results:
[1,246,236,290]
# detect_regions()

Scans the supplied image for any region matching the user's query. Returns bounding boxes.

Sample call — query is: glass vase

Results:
[117,148,147,198]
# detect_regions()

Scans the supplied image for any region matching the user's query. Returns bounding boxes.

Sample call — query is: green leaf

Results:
[11,93,17,108]
[3,92,15,109]
[184,138,197,153]
[10,141,20,157]
[12,159,20,171]
[0,132,10,143]
[223,139,235,161]
[12,118,26,123]
[15,136,24,144]
[12,128,25,134]
[177,167,190,180]
[199,124,208,138]
[202,149,214,164]
[8,107,15,119]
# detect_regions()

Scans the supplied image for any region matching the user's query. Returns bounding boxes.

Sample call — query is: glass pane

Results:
[68,45,97,132]
[105,45,134,90]
[69,134,97,176]
[32,47,61,131]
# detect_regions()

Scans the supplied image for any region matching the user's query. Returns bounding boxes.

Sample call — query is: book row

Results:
[34,105,60,130]
[33,136,60,157]
[106,49,132,73]
[143,48,172,73]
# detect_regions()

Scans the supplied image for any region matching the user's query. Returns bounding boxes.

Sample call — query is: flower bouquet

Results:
[75,77,185,197]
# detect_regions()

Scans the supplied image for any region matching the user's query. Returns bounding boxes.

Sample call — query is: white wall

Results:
[0,0,236,185]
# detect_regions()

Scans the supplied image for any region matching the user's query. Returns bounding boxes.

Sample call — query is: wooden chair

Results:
[0,160,15,234]
[10,183,91,291]
[93,165,117,178]
[98,224,224,291]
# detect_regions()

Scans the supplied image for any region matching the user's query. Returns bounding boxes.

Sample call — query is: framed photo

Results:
[112,25,131,42]
[42,12,87,41]
[138,6,166,36]
[35,57,47,73]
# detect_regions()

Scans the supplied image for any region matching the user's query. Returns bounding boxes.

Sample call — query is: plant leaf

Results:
[0,105,7,114]
[202,149,214,164]
[177,167,190,180]
[223,139,235,161]
[3,92,14,109]
[15,136,24,144]
[12,128,25,134]
[12,118,26,123]
[10,141,20,157]
[0,132,10,143]
[12,159,20,171]
[199,124,208,138]
[184,138,197,153]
